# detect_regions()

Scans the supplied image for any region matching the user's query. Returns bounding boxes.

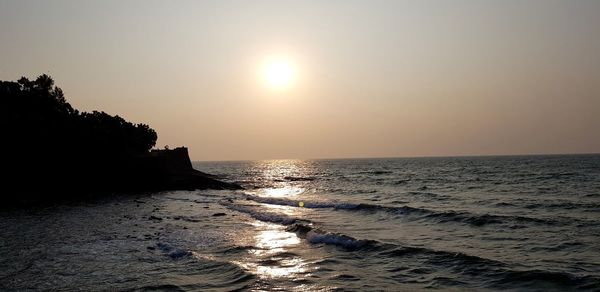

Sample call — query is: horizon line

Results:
[192,151,600,163]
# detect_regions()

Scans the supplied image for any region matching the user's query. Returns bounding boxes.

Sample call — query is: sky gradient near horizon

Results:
[1,0,599,160]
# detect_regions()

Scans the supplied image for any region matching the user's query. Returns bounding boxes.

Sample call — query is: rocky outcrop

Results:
[133,147,242,191]
[5,147,240,205]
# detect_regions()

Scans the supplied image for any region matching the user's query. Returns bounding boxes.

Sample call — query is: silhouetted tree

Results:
[1,75,158,199]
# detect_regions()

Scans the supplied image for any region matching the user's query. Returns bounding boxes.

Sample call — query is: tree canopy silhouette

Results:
[1,74,158,199]
[1,74,157,155]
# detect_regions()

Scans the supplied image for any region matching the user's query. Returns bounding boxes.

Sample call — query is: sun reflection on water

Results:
[262,203,300,217]
[233,160,317,280]
[254,159,307,179]
[255,257,307,278]
[262,186,305,197]
[253,221,300,252]
[233,221,308,279]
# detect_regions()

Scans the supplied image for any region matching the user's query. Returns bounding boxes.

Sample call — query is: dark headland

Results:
[0,74,241,204]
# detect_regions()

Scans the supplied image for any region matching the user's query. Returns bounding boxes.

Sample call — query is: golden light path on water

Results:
[262,186,305,198]
[233,161,314,280]
[232,219,308,279]
[248,221,307,278]
[227,159,332,285]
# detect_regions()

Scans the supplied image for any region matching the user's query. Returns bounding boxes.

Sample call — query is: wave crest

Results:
[244,195,559,227]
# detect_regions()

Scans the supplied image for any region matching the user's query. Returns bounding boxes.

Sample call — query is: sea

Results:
[1,154,599,291]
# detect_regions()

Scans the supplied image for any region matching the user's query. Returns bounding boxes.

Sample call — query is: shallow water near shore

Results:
[1,155,600,291]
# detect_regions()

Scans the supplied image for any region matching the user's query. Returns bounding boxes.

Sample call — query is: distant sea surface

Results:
[1,155,600,291]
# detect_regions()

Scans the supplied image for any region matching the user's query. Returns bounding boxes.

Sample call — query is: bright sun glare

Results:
[263,59,295,90]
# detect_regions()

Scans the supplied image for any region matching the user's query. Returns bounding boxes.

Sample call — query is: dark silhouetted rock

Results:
[1,74,241,204]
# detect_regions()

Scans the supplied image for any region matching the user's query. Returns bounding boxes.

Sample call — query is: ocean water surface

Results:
[1,155,600,291]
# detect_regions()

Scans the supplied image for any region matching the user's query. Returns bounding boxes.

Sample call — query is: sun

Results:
[262,59,295,90]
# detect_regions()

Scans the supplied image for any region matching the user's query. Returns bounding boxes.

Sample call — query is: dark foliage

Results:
[1,75,158,200]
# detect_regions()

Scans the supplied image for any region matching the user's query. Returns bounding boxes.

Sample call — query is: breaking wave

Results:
[244,195,560,227]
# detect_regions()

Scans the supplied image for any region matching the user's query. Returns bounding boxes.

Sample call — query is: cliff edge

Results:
[135,147,241,191]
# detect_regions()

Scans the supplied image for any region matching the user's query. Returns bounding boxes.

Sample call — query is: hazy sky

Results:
[1,0,599,160]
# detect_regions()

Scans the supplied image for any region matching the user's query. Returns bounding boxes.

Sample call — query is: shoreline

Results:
[5,147,241,207]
